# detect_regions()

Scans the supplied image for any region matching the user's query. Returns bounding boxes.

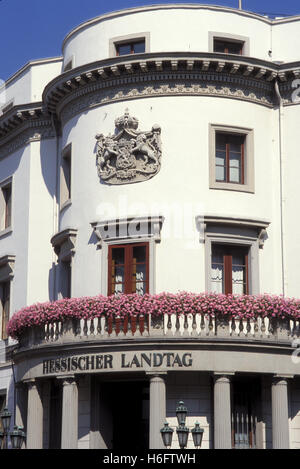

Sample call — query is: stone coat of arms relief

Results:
[95,109,162,184]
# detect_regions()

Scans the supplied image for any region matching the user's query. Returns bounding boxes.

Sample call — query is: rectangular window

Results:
[211,245,248,295]
[0,181,12,231]
[60,261,71,299]
[108,243,149,295]
[216,133,245,184]
[214,39,244,55]
[60,145,71,207]
[116,40,145,56]
[0,392,6,432]
[209,124,254,193]
[0,281,10,340]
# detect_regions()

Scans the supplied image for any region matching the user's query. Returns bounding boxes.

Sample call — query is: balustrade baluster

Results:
[90,318,95,336]
[131,315,137,335]
[187,313,193,336]
[265,317,270,337]
[163,314,168,335]
[100,316,106,335]
[83,319,88,337]
[45,323,50,341]
[139,315,145,335]
[115,316,121,336]
[231,317,236,336]
[50,323,54,341]
[170,314,177,336]
[107,316,113,335]
[123,315,128,336]
[178,314,185,336]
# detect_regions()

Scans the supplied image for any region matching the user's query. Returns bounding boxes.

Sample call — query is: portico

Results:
[13,313,299,449]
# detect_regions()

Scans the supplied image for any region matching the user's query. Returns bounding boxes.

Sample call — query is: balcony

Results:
[16,312,300,350]
[10,292,300,350]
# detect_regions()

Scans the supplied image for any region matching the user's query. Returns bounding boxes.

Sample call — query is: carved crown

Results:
[115,108,139,131]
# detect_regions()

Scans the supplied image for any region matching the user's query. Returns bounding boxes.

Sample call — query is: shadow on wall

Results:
[39,139,57,198]
[48,262,56,302]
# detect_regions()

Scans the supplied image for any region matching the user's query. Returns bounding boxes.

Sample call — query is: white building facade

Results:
[1,4,300,449]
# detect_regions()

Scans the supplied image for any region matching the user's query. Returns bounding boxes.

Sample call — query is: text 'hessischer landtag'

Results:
[42,352,193,375]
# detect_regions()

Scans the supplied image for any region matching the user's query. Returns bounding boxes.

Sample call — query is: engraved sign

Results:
[95,109,162,184]
[42,352,193,375]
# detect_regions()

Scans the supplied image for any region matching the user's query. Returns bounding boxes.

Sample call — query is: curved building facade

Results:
[1,4,300,449]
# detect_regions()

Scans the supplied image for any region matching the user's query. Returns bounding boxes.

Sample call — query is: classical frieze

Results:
[42,54,292,123]
[41,53,300,126]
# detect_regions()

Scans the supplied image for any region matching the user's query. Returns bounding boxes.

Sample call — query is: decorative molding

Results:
[196,215,270,247]
[51,228,78,261]
[0,104,55,159]
[95,109,162,185]
[43,53,288,124]
[91,215,164,247]
[0,255,16,282]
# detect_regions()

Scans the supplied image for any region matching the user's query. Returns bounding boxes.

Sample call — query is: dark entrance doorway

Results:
[108,380,149,450]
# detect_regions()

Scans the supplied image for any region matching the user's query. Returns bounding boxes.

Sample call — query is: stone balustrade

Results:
[18,313,300,349]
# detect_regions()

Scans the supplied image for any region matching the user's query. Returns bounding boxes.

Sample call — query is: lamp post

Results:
[0,407,26,449]
[1,407,11,449]
[161,401,204,449]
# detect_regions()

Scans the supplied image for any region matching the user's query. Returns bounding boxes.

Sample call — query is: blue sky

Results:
[0,0,299,81]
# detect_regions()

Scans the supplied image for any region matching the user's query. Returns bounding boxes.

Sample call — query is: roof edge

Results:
[5,57,63,87]
[62,3,300,51]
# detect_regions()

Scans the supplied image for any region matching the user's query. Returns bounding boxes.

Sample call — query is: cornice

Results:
[43,52,296,125]
[2,53,300,146]
[91,215,165,247]
[0,103,55,159]
[51,228,78,260]
[62,4,300,51]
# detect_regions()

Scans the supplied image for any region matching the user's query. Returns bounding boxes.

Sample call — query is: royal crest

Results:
[95,109,162,184]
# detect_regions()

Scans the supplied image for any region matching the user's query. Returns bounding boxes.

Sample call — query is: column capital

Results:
[146,372,167,378]
[15,381,26,390]
[213,372,235,381]
[273,374,294,381]
[56,374,77,386]
[213,371,235,376]
[23,378,40,389]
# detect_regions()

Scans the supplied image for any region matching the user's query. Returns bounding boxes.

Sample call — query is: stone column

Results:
[25,379,43,449]
[271,376,290,449]
[213,373,232,449]
[148,373,166,449]
[59,375,78,449]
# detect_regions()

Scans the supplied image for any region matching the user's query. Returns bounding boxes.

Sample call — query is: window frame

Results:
[60,143,72,210]
[0,391,7,432]
[116,40,146,57]
[108,242,150,296]
[0,177,13,234]
[209,124,254,193]
[209,32,250,56]
[211,244,249,295]
[93,216,163,296]
[0,281,10,340]
[215,132,245,185]
[109,32,150,58]
[213,38,244,55]
[199,216,269,296]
